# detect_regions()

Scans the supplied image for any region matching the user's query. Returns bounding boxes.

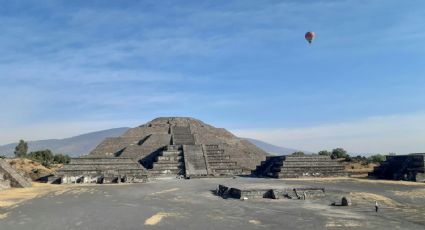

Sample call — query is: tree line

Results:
[14,140,71,167]
[291,147,387,164]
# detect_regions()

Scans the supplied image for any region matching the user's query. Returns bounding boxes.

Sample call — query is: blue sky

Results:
[1,0,425,154]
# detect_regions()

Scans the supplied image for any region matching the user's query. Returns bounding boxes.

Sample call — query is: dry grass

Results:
[344,162,377,173]
[6,158,62,180]
[394,189,425,198]
[349,192,401,207]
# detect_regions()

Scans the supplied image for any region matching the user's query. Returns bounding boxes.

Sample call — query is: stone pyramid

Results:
[90,117,268,177]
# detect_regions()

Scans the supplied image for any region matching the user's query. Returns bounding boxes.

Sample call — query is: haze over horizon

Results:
[1,1,425,154]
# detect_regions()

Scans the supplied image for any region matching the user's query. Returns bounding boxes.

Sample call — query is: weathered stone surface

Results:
[0,159,32,188]
[253,155,346,178]
[369,153,425,182]
[90,117,267,174]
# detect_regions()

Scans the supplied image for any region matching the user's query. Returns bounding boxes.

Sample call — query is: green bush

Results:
[53,154,71,164]
[291,151,305,156]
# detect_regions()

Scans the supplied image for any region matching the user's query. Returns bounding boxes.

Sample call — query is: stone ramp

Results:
[183,145,208,178]
[0,159,32,188]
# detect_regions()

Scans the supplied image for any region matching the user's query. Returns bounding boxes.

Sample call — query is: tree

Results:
[331,148,348,159]
[53,154,71,164]
[14,140,28,158]
[318,150,331,156]
[291,151,305,156]
[28,149,54,167]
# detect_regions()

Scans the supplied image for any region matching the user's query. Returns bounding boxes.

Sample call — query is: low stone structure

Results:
[90,117,267,178]
[369,153,425,182]
[56,157,149,184]
[0,159,32,188]
[217,184,325,200]
[253,155,346,178]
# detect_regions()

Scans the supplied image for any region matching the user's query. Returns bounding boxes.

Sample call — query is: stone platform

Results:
[253,155,346,178]
[56,157,149,184]
[369,153,425,182]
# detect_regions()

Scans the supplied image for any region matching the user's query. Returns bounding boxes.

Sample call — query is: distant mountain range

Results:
[0,128,305,157]
[0,128,129,157]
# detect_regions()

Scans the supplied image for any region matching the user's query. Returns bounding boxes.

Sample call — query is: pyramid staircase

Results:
[253,155,346,178]
[149,145,185,177]
[172,126,195,145]
[204,144,242,176]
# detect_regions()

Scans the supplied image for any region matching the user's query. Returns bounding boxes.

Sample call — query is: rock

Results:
[341,196,352,206]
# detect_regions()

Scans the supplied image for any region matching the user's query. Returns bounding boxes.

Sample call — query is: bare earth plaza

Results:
[1,117,425,230]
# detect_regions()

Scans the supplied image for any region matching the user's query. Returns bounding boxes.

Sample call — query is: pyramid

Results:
[90,117,268,177]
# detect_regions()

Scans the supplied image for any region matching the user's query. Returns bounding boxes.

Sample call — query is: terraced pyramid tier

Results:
[253,155,346,178]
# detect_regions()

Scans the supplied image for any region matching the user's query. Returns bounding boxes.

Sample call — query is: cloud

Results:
[233,112,425,154]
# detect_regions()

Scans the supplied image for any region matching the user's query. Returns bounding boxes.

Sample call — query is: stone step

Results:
[204,145,219,149]
[206,152,229,156]
[153,161,184,166]
[157,156,183,161]
[275,162,343,167]
[149,169,184,176]
[152,165,183,170]
[273,172,347,178]
[207,156,231,160]
[162,151,182,156]
[205,150,225,154]
[272,167,345,173]
[208,162,237,167]
[209,165,241,170]
[210,168,242,175]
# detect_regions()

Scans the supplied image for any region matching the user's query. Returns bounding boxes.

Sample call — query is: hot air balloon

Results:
[305,31,315,44]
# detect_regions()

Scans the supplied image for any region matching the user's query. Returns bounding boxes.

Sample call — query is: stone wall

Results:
[0,159,32,188]
[57,157,148,184]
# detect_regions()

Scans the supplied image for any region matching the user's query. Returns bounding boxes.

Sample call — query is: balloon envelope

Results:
[305,32,315,44]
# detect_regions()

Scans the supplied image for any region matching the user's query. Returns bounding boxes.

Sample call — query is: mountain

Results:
[243,138,307,155]
[0,128,130,157]
[0,127,303,157]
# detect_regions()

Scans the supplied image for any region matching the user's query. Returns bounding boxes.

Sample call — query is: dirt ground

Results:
[1,177,425,230]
